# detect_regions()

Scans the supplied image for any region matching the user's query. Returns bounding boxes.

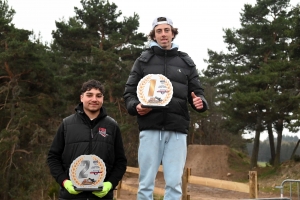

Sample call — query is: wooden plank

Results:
[122,166,252,199]
[120,183,138,194]
[126,166,139,174]
[158,165,163,172]
[123,165,165,197]
[120,183,165,196]
[188,175,249,193]
[153,186,165,196]
[126,165,163,174]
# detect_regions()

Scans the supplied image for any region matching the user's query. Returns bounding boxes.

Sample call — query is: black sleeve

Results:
[47,123,68,186]
[106,125,127,188]
[123,59,143,116]
[188,65,209,112]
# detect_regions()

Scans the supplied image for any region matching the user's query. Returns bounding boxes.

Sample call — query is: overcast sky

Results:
[7,0,300,140]
[8,0,300,72]
[7,0,262,71]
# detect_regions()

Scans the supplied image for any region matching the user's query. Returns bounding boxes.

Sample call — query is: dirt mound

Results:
[185,145,251,182]
[118,145,281,199]
[185,145,231,179]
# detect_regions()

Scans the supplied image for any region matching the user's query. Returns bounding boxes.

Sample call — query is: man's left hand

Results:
[92,182,112,198]
[191,92,203,110]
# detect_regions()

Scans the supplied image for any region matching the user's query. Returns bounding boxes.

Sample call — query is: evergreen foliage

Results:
[49,1,148,176]
[51,0,146,104]
[1,0,300,198]
[0,1,59,199]
[203,0,300,168]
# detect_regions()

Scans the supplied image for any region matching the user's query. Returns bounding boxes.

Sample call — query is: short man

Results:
[123,16,208,200]
[48,79,127,200]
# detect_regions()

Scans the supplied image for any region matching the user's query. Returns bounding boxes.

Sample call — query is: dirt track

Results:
[116,173,279,200]
[115,145,281,200]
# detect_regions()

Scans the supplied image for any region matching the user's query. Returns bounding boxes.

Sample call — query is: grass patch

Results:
[257,161,268,167]
[154,195,163,200]
[228,148,250,171]
[257,167,277,179]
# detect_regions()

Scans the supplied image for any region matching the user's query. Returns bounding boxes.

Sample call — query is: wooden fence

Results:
[115,166,258,199]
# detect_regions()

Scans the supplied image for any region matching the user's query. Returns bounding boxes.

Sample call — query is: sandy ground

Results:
[115,171,280,200]
[114,145,284,200]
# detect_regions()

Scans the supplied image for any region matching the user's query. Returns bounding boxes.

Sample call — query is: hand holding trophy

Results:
[137,74,173,108]
[69,155,106,191]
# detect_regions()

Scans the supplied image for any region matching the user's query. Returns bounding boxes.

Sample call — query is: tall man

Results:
[123,16,208,200]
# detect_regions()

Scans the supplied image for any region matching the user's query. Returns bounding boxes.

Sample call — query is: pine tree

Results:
[0,1,58,199]
[51,0,147,104]
[204,0,300,168]
[50,0,147,166]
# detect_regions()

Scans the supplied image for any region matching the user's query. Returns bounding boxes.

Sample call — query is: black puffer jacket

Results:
[47,103,127,199]
[123,45,208,134]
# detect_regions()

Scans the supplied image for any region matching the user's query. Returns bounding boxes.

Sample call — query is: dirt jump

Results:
[117,145,284,200]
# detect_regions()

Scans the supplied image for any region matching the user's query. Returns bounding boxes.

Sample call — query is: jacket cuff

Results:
[107,177,118,189]
[57,174,69,187]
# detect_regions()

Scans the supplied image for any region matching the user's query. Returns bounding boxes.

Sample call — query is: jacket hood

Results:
[149,40,179,50]
[150,45,179,57]
[75,103,107,122]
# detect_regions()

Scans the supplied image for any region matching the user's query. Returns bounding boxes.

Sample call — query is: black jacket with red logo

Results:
[47,103,127,199]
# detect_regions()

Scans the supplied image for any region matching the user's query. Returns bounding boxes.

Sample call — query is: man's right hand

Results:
[136,103,152,115]
[63,180,81,195]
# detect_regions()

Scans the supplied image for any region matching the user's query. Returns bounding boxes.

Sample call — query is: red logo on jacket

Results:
[99,127,108,137]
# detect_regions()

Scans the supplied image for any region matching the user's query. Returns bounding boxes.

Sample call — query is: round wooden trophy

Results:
[69,155,106,191]
[137,74,173,108]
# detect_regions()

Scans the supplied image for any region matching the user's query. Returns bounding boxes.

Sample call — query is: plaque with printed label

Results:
[137,74,173,108]
[69,155,106,191]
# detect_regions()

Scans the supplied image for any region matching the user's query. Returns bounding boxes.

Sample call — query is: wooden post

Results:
[182,168,191,200]
[115,180,122,199]
[249,171,257,199]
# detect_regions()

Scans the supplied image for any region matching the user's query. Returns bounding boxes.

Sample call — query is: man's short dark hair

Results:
[80,79,105,94]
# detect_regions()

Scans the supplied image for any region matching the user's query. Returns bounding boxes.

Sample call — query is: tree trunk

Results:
[290,140,300,160]
[267,122,275,165]
[251,130,260,169]
[274,119,283,168]
[251,110,263,168]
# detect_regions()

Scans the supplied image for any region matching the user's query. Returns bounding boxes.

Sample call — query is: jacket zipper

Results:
[89,129,93,154]
[162,50,167,130]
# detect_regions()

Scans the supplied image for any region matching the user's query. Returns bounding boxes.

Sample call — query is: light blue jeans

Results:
[137,130,187,200]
